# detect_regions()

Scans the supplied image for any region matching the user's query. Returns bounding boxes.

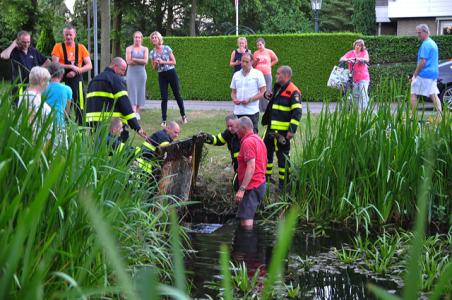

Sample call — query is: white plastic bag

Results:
[327,65,350,90]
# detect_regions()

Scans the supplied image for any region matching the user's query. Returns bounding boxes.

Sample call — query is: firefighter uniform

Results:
[262,81,302,187]
[136,130,172,174]
[205,130,240,172]
[86,67,141,133]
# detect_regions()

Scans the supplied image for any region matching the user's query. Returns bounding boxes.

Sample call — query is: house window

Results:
[439,20,452,35]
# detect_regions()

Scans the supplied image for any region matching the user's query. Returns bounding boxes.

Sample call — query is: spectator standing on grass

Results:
[339,39,370,110]
[150,31,187,127]
[253,38,278,112]
[231,52,266,134]
[410,24,442,117]
[1,31,50,97]
[235,117,267,229]
[126,31,148,120]
[52,24,92,125]
[44,62,72,128]
[230,37,252,74]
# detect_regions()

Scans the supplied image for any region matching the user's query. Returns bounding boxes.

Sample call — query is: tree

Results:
[319,0,354,32]
[99,0,111,70]
[352,0,376,35]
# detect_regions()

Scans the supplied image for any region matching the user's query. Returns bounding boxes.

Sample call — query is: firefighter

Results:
[136,121,181,174]
[85,57,146,140]
[262,65,302,191]
[202,114,241,190]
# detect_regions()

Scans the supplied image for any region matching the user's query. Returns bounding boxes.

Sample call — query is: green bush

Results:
[144,34,452,101]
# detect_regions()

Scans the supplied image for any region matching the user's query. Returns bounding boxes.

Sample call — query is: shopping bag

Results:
[327,65,350,90]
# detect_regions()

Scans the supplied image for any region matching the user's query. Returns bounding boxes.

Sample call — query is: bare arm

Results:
[245,86,266,104]
[125,47,135,65]
[52,55,74,70]
[413,58,426,78]
[270,51,278,67]
[132,47,149,65]
[230,50,239,67]
[231,88,241,105]
[1,40,18,60]
[235,158,256,202]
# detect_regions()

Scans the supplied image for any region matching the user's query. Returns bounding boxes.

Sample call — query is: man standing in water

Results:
[410,24,442,117]
[235,117,267,229]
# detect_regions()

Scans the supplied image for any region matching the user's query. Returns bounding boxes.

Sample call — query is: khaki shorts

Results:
[411,76,439,97]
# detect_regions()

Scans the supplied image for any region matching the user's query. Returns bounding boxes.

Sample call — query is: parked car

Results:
[438,60,452,110]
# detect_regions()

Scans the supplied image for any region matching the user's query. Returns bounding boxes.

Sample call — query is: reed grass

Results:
[0,88,188,298]
[291,93,451,229]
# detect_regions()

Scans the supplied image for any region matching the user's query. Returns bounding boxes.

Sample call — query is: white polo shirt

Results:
[230,68,266,115]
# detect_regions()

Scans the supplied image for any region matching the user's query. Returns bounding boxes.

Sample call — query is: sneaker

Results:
[182,116,188,124]
[135,112,141,120]
[161,121,166,127]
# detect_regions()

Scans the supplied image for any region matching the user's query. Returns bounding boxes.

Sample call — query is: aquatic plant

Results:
[290,95,451,228]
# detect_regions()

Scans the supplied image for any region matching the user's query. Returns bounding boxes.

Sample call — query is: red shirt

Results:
[237,132,267,190]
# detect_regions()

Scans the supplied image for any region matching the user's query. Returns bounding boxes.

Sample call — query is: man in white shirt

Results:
[231,52,266,133]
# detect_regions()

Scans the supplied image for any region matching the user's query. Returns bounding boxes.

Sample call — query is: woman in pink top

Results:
[340,39,370,109]
[253,38,278,112]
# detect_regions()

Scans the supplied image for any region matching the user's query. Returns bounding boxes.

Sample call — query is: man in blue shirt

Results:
[44,62,72,128]
[410,24,442,116]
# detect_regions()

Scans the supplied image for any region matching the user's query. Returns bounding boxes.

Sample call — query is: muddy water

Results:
[186,221,400,299]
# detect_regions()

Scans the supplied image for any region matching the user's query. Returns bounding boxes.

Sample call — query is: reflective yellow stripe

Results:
[271,120,290,126]
[290,119,300,126]
[134,147,141,155]
[267,163,273,168]
[136,158,153,173]
[143,141,156,151]
[218,133,226,144]
[123,112,136,120]
[272,104,291,112]
[279,174,285,180]
[291,103,302,110]
[87,91,114,99]
[116,143,125,153]
[159,141,170,147]
[233,152,239,158]
[266,170,273,175]
[114,91,128,99]
[85,112,129,123]
[279,168,286,173]
[212,136,217,145]
[79,81,84,110]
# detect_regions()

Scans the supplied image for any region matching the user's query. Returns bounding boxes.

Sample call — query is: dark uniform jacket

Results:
[142,129,173,158]
[86,67,140,130]
[262,81,302,133]
[206,129,240,172]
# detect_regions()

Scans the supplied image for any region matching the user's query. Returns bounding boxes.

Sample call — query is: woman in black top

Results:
[229,37,251,74]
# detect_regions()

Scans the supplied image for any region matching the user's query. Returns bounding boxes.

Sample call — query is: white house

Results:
[376,0,452,35]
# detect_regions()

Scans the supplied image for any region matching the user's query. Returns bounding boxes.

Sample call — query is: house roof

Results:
[387,0,452,19]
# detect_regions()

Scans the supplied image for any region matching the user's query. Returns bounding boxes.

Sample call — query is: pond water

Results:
[185,221,401,299]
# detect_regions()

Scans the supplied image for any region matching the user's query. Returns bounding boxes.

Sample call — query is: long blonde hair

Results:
[150,31,163,46]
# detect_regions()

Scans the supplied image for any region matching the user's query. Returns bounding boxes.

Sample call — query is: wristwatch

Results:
[239,185,246,191]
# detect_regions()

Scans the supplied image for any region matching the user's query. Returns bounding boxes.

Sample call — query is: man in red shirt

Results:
[235,116,267,228]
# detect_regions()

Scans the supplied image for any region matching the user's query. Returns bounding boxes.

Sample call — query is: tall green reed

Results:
[0,89,187,298]
[291,91,451,229]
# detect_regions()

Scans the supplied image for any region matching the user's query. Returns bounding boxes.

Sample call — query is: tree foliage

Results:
[352,0,376,35]
[319,0,354,32]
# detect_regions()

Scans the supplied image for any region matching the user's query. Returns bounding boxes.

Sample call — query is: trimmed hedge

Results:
[143,33,452,101]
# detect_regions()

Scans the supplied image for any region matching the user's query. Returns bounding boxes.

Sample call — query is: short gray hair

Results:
[29,66,51,86]
[278,65,293,79]
[225,114,238,122]
[241,52,253,61]
[167,121,180,130]
[416,24,430,35]
[110,57,126,68]
[46,62,64,79]
[239,116,253,130]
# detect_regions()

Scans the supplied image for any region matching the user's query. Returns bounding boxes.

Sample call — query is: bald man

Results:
[86,57,146,140]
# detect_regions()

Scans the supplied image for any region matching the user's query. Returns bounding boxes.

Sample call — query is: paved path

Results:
[143,100,436,113]
[143,100,335,113]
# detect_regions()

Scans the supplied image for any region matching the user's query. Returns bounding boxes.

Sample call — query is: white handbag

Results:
[327,65,350,90]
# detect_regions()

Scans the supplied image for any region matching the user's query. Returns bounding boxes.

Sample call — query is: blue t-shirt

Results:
[417,38,439,79]
[44,82,72,127]
[150,45,175,72]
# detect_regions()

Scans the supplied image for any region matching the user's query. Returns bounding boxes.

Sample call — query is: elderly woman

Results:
[150,31,187,127]
[18,66,52,122]
[253,38,278,112]
[126,31,148,120]
[340,39,370,109]
[230,37,252,73]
